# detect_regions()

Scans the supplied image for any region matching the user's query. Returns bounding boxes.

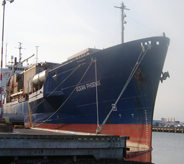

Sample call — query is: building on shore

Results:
[153,118,182,127]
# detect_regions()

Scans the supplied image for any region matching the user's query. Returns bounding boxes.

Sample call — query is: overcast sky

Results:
[0,0,183,122]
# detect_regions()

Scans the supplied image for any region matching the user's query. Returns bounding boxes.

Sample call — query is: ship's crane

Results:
[4,54,35,102]
[5,54,34,87]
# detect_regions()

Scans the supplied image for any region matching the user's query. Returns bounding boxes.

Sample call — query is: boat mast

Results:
[15,42,26,66]
[115,2,129,44]
[17,42,23,63]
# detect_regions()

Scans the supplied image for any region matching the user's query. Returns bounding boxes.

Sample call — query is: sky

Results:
[0,0,184,121]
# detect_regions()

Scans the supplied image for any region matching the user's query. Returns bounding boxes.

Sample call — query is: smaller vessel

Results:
[1,52,29,124]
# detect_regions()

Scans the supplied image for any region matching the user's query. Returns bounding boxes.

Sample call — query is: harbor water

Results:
[152,132,184,163]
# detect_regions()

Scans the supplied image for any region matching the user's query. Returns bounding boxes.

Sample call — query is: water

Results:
[152,132,184,164]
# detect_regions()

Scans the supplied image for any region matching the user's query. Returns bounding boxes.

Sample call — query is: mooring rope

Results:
[26,64,82,116]
[34,60,93,127]
[96,43,151,134]
[93,58,100,130]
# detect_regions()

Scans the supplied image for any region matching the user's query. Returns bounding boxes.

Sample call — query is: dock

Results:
[0,128,131,163]
[152,126,184,133]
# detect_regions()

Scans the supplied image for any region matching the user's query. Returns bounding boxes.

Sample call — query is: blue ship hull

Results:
[3,36,170,154]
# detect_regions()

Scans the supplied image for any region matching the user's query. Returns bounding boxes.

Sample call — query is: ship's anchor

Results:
[160,71,170,83]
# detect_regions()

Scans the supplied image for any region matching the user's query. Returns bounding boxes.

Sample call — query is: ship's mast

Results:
[18,42,23,63]
[115,2,129,44]
[15,42,26,65]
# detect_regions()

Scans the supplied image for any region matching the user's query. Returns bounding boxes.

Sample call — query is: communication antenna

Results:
[35,46,39,64]
[115,1,130,44]
[5,43,7,66]
[10,55,13,66]
[15,42,25,64]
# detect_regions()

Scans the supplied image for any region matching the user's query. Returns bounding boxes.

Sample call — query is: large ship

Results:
[3,36,170,157]
[2,2,170,162]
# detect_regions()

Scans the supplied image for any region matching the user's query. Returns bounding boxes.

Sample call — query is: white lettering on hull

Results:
[76,81,101,92]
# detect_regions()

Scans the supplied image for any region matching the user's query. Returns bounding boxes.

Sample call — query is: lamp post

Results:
[0,0,14,118]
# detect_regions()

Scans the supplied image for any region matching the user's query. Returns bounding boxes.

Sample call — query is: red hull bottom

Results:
[25,123,152,163]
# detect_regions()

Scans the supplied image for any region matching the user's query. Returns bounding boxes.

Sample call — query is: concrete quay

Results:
[0,128,129,161]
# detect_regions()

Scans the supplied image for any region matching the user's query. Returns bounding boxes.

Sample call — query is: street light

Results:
[0,0,14,118]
